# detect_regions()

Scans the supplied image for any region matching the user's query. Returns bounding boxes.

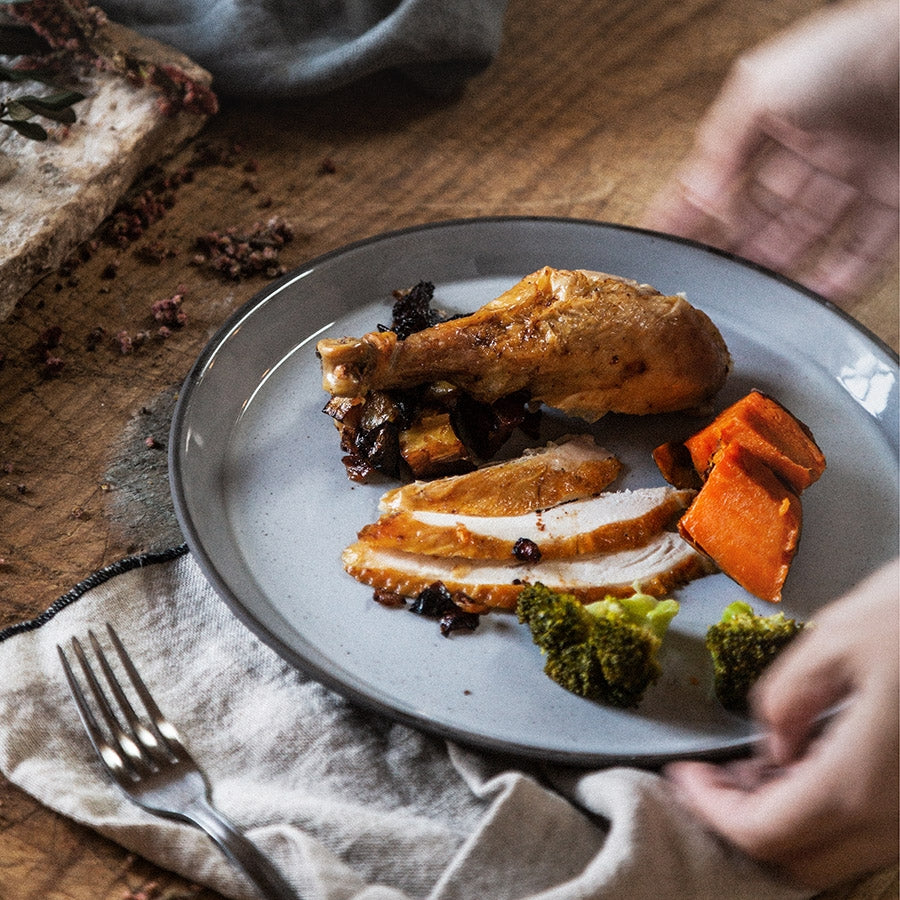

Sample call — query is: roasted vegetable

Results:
[682,389,826,493]
[386,280,443,339]
[678,442,802,602]
[656,390,822,602]
[323,390,410,481]
[398,410,473,478]
[706,600,805,712]
[652,440,702,490]
[516,582,679,707]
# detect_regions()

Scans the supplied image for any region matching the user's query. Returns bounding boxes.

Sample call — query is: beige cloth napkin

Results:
[0,547,811,900]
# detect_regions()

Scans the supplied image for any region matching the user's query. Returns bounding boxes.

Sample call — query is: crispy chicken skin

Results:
[317,267,731,421]
[379,436,622,516]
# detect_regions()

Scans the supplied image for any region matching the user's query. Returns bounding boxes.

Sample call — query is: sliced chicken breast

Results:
[378,435,622,517]
[359,486,695,560]
[342,531,715,609]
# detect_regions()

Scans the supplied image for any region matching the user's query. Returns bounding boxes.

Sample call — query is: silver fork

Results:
[58,623,299,900]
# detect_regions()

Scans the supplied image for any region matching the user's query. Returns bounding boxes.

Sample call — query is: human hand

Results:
[643,0,899,308]
[665,559,900,889]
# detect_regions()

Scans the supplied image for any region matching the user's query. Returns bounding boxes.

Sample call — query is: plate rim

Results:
[168,215,899,766]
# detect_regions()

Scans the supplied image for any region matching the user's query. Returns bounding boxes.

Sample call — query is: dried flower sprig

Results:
[0,10,86,142]
[4,0,217,117]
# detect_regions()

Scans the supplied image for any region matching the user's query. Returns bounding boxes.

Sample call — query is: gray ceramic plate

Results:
[169,217,899,766]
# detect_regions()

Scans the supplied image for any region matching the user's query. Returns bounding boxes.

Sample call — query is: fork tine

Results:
[57,642,132,778]
[90,627,172,763]
[104,623,186,754]
[73,634,149,770]
[58,643,104,748]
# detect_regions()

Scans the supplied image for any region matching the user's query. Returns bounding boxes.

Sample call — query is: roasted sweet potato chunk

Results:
[678,443,802,602]
[683,390,825,493]
[652,440,703,490]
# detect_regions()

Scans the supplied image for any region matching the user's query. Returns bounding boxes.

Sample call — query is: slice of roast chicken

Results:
[378,434,622,517]
[343,532,715,610]
[342,435,715,611]
[359,486,696,560]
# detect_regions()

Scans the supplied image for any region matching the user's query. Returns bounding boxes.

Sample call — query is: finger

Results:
[666,753,845,859]
[753,676,848,766]
[751,637,852,765]
[669,756,895,891]
[732,144,860,274]
[642,70,773,241]
[664,759,806,851]
[801,197,899,303]
[641,181,730,247]
[684,61,775,201]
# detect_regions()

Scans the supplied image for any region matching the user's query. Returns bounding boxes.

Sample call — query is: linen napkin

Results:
[95,0,510,98]
[0,546,812,900]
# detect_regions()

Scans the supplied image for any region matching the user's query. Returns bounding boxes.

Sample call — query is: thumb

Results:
[751,625,850,766]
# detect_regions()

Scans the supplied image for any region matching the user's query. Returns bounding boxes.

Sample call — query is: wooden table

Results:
[1,0,896,896]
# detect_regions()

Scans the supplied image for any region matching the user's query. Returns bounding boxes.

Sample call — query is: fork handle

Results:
[184,797,300,900]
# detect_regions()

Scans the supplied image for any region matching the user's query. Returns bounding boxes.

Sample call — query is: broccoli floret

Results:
[517,583,679,708]
[706,601,804,713]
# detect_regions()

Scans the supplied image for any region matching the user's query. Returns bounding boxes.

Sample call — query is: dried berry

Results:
[439,609,480,637]
[408,581,481,637]
[512,537,542,563]
[409,582,455,618]
[372,589,406,608]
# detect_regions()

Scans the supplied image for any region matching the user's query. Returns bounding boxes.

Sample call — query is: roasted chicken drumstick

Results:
[317,267,730,422]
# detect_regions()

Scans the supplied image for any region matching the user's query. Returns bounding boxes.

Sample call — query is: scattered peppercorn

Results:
[44,353,65,373]
[85,326,107,351]
[115,330,133,355]
[135,241,178,264]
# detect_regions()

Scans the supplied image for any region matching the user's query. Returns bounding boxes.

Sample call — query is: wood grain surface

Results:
[0,1,896,897]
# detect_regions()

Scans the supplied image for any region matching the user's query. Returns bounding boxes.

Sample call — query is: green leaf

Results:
[3,98,34,121]
[16,92,84,123]
[0,63,30,83]
[0,63,57,84]
[18,90,86,112]
[0,118,47,140]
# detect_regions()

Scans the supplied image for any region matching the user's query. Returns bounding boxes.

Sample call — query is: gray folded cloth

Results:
[95,0,509,97]
[0,546,812,899]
